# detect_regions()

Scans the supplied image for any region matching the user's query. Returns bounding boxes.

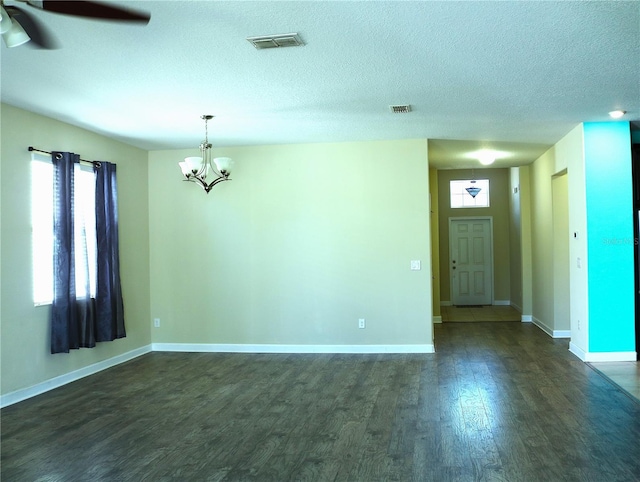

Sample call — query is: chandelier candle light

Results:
[178,115,233,194]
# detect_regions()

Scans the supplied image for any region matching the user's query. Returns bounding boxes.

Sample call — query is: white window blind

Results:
[31,153,97,305]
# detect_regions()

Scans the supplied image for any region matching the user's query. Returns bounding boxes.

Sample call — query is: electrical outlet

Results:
[154,318,160,328]
[358,318,366,329]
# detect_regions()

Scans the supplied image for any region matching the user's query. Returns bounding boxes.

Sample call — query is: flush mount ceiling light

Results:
[476,149,496,166]
[609,110,626,119]
[465,148,511,166]
[178,115,233,194]
[246,33,304,50]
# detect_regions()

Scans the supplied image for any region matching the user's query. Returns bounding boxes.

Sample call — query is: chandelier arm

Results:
[204,175,231,194]
[183,176,209,192]
[207,161,222,178]
[208,160,227,178]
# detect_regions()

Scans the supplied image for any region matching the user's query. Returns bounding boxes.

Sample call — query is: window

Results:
[31,155,53,305]
[31,153,97,305]
[450,179,490,208]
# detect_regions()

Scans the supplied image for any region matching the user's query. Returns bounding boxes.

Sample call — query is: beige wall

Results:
[552,172,570,331]
[519,167,533,317]
[528,125,585,337]
[429,167,441,319]
[148,140,433,347]
[508,168,523,312]
[508,166,533,317]
[437,168,511,304]
[1,104,151,396]
[530,148,555,329]
[562,126,588,351]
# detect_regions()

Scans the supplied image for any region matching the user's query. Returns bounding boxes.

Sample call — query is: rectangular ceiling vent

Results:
[390,104,412,114]
[247,33,305,50]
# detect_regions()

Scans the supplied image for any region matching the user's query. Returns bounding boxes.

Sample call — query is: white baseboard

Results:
[441,300,510,307]
[532,317,570,338]
[151,343,436,354]
[511,302,523,313]
[533,316,553,336]
[569,342,637,362]
[521,315,533,323]
[569,341,586,360]
[0,345,152,409]
[584,351,637,362]
[433,315,442,324]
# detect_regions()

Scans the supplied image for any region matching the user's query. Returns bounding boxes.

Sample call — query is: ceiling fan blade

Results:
[26,1,150,24]
[6,5,59,48]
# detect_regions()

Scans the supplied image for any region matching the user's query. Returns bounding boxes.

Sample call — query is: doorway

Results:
[449,217,493,305]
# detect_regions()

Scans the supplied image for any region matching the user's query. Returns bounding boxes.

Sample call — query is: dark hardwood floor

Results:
[2,322,640,481]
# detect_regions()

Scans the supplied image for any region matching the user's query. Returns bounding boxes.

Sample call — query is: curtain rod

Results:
[28,146,101,167]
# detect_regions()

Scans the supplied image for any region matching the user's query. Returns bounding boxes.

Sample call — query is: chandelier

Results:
[178,115,233,194]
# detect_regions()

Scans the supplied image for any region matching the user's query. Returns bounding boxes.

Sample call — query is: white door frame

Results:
[448,216,494,305]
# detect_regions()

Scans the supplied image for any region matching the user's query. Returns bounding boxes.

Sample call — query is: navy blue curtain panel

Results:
[95,161,126,342]
[51,152,97,353]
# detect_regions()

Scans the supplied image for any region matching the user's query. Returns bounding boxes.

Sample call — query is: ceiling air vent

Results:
[247,33,305,50]
[389,104,412,113]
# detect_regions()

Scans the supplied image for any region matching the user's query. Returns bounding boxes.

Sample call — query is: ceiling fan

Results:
[0,0,150,49]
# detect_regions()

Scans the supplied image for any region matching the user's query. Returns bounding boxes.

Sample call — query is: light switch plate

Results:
[410,260,421,270]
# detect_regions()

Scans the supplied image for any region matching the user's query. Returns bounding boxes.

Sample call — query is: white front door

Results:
[450,218,493,306]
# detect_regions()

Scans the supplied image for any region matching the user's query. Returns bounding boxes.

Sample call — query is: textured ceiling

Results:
[1,1,639,168]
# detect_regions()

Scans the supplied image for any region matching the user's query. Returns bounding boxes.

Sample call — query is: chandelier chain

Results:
[201,114,213,146]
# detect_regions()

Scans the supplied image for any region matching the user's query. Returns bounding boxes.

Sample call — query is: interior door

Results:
[450,218,493,305]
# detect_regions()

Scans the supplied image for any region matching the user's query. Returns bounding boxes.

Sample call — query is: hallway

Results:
[441,304,521,322]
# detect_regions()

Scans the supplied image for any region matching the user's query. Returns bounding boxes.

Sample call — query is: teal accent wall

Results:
[584,122,635,352]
